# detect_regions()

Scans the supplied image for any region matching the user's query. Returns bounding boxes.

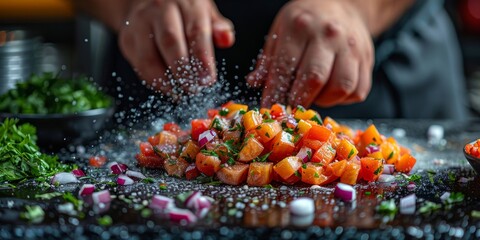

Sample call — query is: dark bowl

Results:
[463,140,480,175]
[0,107,115,150]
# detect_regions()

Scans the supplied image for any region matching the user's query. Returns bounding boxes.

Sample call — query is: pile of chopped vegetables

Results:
[465,139,480,158]
[0,72,112,114]
[136,102,417,186]
[0,118,73,182]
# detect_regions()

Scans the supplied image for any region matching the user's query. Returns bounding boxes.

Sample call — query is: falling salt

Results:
[84,38,89,43]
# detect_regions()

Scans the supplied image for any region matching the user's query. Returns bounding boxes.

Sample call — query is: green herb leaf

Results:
[97,215,113,226]
[219,108,229,116]
[348,149,355,159]
[419,201,441,214]
[310,114,323,125]
[35,192,63,200]
[377,199,398,217]
[20,205,45,223]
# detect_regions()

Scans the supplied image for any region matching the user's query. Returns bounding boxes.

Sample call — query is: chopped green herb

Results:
[374,166,383,175]
[239,109,247,115]
[296,105,306,112]
[347,149,355,159]
[365,191,371,196]
[302,164,307,169]
[211,118,223,131]
[427,171,435,184]
[377,199,398,217]
[20,205,45,223]
[0,119,74,182]
[445,192,464,204]
[223,140,239,155]
[419,201,441,214]
[294,171,301,177]
[264,111,271,119]
[310,114,323,125]
[447,172,456,183]
[97,215,113,226]
[285,128,294,134]
[387,151,394,160]
[306,150,312,159]
[471,210,480,218]
[314,172,320,178]
[141,177,155,183]
[255,152,271,162]
[63,192,82,210]
[141,208,152,218]
[264,184,275,189]
[263,119,275,123]
[293,134,302,144]
[227,158,236,166]
[219,108,229,116]
[35,192,63,200]
[265,132,270,138]
[201,149,219,157]
[159,184,168,190]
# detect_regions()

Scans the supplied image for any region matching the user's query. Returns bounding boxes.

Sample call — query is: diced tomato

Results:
[359,157,383,182]
[140,142,156,157]
[136,153,164,168]
[191,119,211,141]
[185,164,201,180]
[223,130,243,144]
[273,156,302,180]
[153,131,178,145]
[340,161,361,185]
[273,171,300,185]
[195,152,222,176]
[311,142,336,165]
[269,131,295,162]
[89,155,107,167]
[179,140,200,163]
[216,163,249,185]
[361,124,382,146]
[395,153,416,173]
[163,122,182,133]
[270,103,286,119]
[164,157,190,177]
[247,162,273,186]
[207,109,219,118]
[301,162,327,185]
[148,134,160,146]
[238,137,264,162]
[329,160,347,177]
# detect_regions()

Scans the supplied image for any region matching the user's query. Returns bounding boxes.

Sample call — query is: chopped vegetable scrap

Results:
[465,139,480,158]
[136,102,417,186]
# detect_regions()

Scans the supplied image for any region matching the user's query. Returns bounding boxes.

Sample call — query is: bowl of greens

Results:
[0,73,114,149]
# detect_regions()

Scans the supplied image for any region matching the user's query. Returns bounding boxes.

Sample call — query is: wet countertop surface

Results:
[1,119,480,239]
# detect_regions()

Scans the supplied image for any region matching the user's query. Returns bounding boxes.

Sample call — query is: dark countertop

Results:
[1,119,480,239]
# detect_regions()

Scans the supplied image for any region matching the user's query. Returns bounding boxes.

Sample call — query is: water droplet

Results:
[84,38,89,43]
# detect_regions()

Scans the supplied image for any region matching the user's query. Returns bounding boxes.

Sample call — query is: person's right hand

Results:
[118,0,235,97]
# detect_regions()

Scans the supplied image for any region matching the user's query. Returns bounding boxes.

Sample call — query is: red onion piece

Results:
[185,191,202,209]
[365,145,380,154]
[79,184,95,196]
[296,147,313,163]
[108,162,128,174]
[71,169,85,178]
[126,170,146,180]
[334,183,356,202]
[382,164,395,175]
[407,183,416,191]
[51,172,79,185]
[149,195,175,211]
[92,190,111,205]
[168,208,197,224]
[194,196,212,218]
[400,194,416,215]
[289,197,315,216]
[378,174,396,183]
[198,130,216,148]
[117,175,134,185]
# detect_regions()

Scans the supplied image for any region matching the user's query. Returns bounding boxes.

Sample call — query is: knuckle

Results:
[186,23,207,40]
[305,65,329,85]
[292,12,314,31]
[159,28,178,47]
[335,76,357,95]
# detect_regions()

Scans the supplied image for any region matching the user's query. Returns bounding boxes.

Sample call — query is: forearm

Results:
[346,0,416,37]
[70,0,133,32]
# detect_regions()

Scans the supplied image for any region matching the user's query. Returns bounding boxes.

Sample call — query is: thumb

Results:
[211,10,235,48]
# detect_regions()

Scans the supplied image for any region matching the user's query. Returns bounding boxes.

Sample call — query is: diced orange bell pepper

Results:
[305,125,332,142]
[216,163,249,185]
[301,162,327,185]
[340,161,361,185]
[311,142,336,165]
[329,160,347,177]
[359,157,383,182]
[273,156,302,180]
[395,153,416,173]
[361,124,383,146]
[380,140,400,164]
[323,116,340,133]
[296,119,312,135]
[270,103,286,119]
[226,103,249,118]
[294,107,322,124]
[336,139,358,160]
[247,162,273,186]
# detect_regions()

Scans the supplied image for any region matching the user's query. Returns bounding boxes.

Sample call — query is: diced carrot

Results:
[242,110,263,131]
[329,160,347,177]
[273,156,302,180]
[300,162,326,185]
[216,163,249,185]
[185,164,200,180]
[340,161,361,185]
[247,162,273,186]
[256,121,282,143]
[195,152,222,176]
[238,137,264,162]
[359,157,383,182]
[207,109,219,118]
[336,139,358,160]
[395,153,416,173]
[179,140,200,163]
[269,131,295,162]
[361,124,382,146]
[191,119,212,141]
[164,157,190,177]
[311,142,336,165]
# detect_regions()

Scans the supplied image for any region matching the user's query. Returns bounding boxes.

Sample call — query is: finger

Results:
[152,3,189,80]
[178,0,216,86]
[341,62,371,104]
[246,22,280,88]
[314,50,359,107]
[211,5,235,48]
[261,31,307,108]
[288,40,335,108]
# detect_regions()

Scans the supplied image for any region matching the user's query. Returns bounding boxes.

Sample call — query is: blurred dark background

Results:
[1,0,480,117]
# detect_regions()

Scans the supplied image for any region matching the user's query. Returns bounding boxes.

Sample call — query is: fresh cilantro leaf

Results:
[20,205,44,223]
[201,149,219,157]
[348,149,355,159]
[296,105,306,112]
[387,151,394,160]
[419,201,441,214]
[255,152,271,162]
[377,199,398,217]
[310,114,322,125]
[35,192,63,200]
[227,158,236,166]
[97,215,113,226]
[219,108,229,116]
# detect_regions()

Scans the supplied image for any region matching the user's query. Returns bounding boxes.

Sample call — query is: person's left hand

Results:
[247,0,374,108]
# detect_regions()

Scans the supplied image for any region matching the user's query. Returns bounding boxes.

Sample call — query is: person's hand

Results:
[118,0,235,97]
[247,0,374,108]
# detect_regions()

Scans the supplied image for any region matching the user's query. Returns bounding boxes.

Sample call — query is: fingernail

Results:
[214,21,232,32]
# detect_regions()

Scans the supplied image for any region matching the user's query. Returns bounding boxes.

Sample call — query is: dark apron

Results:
[106,0,468,120]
